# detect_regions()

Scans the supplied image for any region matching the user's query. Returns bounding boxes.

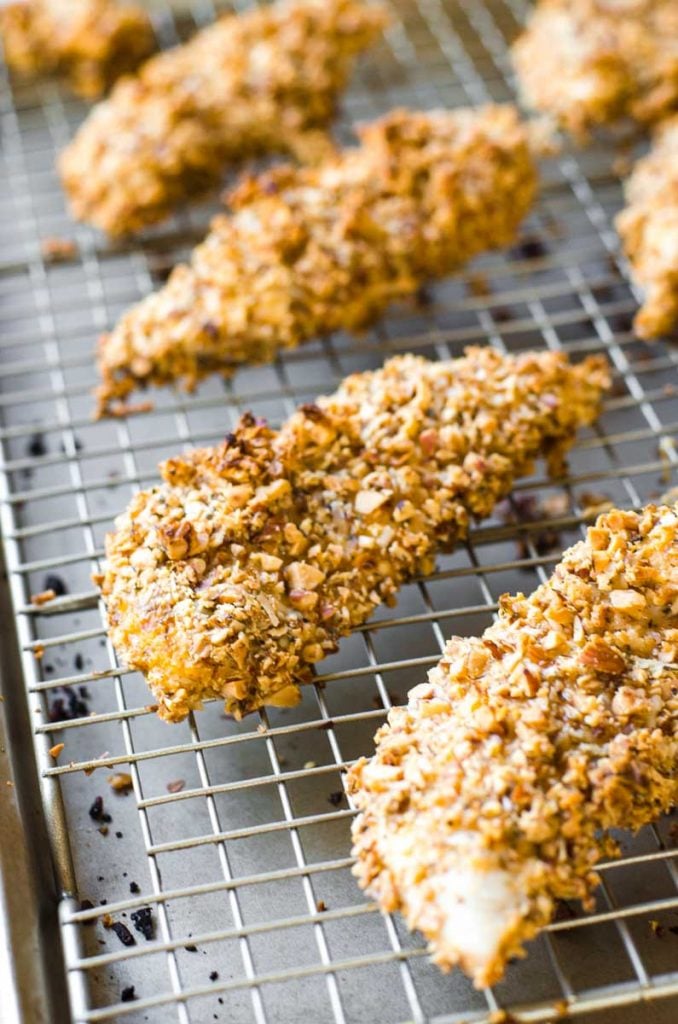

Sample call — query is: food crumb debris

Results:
[49,742,65,759]
[40,237,78,263]
[498,493,567,560]
[511,235,547,260]
[43,573,68,596]
[27,432,47,459]
[578,490,614,519]
[31,588,57,606]
[49,685,89,722]
[110,922,136,947]
[316,899,327,912]
[650,919,665,937]
[79,899,96,922]
[304,760,317,770]
[166,779,185,794]
[120,985,136,1003]
[108,771,133,793]
[88,795,112,823]
[209,970,219,981]
[34,645,45,660]
[98,825,109,836]
[465,272,491,298]
[327,790,344,806]
[130,907,154,941]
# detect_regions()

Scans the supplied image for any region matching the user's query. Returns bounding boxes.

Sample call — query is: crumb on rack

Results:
[40,237,78,263]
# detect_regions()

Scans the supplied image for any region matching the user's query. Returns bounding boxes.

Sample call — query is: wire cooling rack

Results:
[1,1,677,1022]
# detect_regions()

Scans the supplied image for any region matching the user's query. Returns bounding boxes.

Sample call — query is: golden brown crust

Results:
[616,115,678,339]
[349,503,678,988]
[0,0,155,98]
[94,105,537,417]
[58,0,387,236]
[99,347,609,722]
[512,0,678,140]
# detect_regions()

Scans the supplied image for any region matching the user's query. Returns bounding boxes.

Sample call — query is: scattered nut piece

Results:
[107,772,133,793]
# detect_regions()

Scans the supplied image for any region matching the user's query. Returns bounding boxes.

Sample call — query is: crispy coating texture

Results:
[349,503,678,988]
[0,0,155,98]
[94,105,537,417]
[512,0,678,140]
[58,0,387,236]
[98,347,609,722]
[616,115,678,340]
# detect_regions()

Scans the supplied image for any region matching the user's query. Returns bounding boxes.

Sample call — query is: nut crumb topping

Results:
[349,502,678,988]
[615,115,678,340]
[0,0,155,98]
[512,0,678,140]
[59,0,387,237]
[99,347,608,721]
[93,104,537,416]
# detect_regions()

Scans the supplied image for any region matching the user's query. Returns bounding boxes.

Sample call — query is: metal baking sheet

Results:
[0,1,677,1022]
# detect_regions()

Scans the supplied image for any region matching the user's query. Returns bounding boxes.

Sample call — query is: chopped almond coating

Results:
[616,115,678,340]
[58,0,388,236]
[349,503,678,988]
[512,0,678,140]
[94,105,537,417]
[0,0,155,99]
[99,347,609,722]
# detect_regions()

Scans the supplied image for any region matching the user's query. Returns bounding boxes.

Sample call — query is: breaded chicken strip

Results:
[512,0,678,141]
[94,105,537,417]
[349,503,678,988]
[98,347,609,721]
[616,115,678,339]
[58,0,387,236]
[0,0,155,98]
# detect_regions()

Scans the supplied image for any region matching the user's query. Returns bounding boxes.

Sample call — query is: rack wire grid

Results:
[1,0,677,1022]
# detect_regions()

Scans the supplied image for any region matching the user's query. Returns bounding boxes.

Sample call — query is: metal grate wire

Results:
[1,1,677,1022]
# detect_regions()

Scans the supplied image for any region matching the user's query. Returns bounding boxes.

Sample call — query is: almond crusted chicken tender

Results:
[94,105,537,417]
[1,0,155,99]
[349,503,678,989]
[99,348,609,722]
[616,115,678,339]
[58,0,387,236]
[512,0,678,140]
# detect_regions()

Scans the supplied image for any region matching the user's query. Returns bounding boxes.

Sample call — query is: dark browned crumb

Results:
[130,907,153,940]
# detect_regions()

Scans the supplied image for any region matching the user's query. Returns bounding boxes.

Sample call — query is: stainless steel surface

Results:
[0,540,70,1024]
[1,1,677,1022]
